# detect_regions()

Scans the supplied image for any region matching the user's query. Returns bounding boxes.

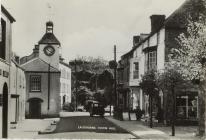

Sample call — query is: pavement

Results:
[106,116,201,139]
[8,118,59,139]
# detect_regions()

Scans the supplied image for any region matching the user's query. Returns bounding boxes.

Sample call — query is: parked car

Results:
[104,105,113,113]
[89,101,105,117]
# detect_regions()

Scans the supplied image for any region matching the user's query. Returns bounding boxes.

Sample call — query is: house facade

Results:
[10,56,26,124]
[119,0,206,123]
[0,5,26,138]
[20,21,71,118]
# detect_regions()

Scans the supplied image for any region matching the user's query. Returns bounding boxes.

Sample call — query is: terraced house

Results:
[0,5,26,138]
[118,0,206,124]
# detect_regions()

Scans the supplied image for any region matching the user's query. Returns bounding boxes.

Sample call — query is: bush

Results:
[134,108,144,120]
[62,103,75,112]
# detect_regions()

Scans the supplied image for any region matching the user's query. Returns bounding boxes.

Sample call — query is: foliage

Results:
[168,16,206,135]
[62,102,75,112]
[76,86,93,105]
[139,70,158,96]
[69,56,110,74]
[89,70,114,105]
[109,60,117,69]
[157,69,185,92]
[168,16,206,82]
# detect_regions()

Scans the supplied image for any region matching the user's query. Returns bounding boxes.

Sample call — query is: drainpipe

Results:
[48,64,50,110]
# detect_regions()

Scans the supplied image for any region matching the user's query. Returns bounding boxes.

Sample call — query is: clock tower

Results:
[38,21,61,69]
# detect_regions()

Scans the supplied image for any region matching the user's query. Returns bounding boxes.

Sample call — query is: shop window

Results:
[0,19,6,60]
[30,75,41,92]
[176,96,198,119]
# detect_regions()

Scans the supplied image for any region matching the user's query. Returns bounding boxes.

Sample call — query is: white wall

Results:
[157,28,165,71]
[59,63,71,106]
[39,44,60,69]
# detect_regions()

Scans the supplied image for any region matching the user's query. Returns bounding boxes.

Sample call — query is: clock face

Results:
[44,45,55,56]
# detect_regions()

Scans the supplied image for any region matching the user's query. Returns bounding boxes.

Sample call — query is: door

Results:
[2,83,8,138]
[29,98,42,119]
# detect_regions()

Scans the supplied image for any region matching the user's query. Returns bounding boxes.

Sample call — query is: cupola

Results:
[46,21,53,33]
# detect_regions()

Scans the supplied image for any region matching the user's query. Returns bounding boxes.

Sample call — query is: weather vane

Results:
[47,2,53,21]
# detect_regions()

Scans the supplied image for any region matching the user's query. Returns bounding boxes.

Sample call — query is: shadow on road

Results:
[53,116,128,134]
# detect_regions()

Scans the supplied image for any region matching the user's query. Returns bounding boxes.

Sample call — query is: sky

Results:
[2,0,185,62]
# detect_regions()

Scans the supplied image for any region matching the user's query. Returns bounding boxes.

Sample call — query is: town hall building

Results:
[20,21,71,118]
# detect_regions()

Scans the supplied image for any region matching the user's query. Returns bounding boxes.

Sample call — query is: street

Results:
[36,112,137,139]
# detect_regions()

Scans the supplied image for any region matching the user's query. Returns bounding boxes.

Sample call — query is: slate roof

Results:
[121,0,206,58]
[38,33,61,45]
[164,0,206,28]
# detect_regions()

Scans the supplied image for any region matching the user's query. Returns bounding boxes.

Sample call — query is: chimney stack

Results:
[133,36,140,47]
[33,45,39,56]
[150,15,165,33]
[14,56,20,64]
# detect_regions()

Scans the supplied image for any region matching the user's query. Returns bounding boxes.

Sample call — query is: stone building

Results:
[20,21,71,118]
[0,5,26,138]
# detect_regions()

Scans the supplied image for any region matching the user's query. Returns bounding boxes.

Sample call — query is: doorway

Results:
[28,98,42,119]
[2,83,8,138]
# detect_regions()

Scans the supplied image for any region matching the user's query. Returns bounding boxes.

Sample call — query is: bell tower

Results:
[38,21,61,69]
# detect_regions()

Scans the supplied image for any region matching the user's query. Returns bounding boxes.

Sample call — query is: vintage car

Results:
[89,101,105,117]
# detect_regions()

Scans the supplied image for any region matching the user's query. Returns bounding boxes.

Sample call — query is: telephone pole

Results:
[75,59,78,111]
[114,45,117,107]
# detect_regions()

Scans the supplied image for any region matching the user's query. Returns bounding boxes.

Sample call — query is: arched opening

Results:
[27,98,43,119]
[2,83,8,138]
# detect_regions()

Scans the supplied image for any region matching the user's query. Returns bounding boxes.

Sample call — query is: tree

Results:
[70,56,110,74]
[139,70,159,128]
[157,69,185,136]
[69,56,110,108]
[90,70,114,106]
[168,16,206,136]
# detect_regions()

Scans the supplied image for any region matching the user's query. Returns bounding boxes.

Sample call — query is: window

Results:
[176,95,198,119]
[0,19,6,60]
[30,75,41,92]
[148,51,157,70]
[133,62,139,79]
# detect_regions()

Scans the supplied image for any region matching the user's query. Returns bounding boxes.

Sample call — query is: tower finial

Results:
[46,21,53,33]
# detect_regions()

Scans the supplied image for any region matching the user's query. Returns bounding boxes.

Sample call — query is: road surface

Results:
[37,112,137,139]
